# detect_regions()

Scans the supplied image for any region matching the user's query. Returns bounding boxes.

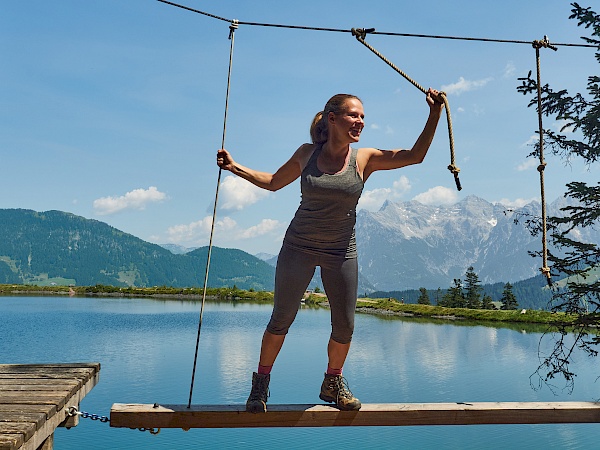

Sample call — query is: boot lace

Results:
[331,375,354,401]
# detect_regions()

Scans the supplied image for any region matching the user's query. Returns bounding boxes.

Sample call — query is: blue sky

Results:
[2,1,598,256]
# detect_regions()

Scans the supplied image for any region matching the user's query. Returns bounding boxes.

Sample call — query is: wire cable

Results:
[156,0,596,49]
[187,19,239,409]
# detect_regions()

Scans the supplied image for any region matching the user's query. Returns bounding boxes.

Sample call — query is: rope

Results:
[188,19,239,409]
[156,0,596,49]
[532,36,557,287]
[351,28,461,191]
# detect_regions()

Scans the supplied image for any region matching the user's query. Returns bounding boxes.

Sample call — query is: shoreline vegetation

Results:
[0,283,583,328]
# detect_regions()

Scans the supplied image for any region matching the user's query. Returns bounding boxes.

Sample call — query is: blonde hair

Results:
[310,94,362,144]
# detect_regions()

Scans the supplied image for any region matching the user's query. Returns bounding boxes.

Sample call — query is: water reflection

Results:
[2,296,599,450]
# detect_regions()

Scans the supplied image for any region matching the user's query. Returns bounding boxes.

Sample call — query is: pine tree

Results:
[481,294,494,310]
[517,3,600,388]
[500,282,519,310]
[441,279,465,308]
[417,287,431,305]
[464,266,483,309]
[435,287,443,305]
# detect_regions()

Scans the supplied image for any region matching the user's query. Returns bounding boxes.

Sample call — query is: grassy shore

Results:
[356,298,576,325]
[0,283,581,326]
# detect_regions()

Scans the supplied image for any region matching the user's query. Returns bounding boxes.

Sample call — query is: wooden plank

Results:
[0,392,75,409]
[0,405,57,420]
[0,424,35,444]
[0,363,99,450]
[0,383,79,393]
[0,363,101,373]
[0,413,46,430]
[0,433,24,450]
[110,401,600,429]
[0,380,79,388]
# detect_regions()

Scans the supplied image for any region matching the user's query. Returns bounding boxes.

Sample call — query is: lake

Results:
[2,296,599,449]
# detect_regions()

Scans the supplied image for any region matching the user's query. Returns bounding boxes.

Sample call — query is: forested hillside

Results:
[0,209,275,290]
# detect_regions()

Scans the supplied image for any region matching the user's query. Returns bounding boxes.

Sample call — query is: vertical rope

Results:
[532,36,557,287]
[188,19,239,408]
[351,28,461,191]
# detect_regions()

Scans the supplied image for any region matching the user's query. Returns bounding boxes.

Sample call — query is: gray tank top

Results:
[284,145,364,258]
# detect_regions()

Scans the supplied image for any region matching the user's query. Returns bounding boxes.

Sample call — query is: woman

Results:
[217,89,444,413]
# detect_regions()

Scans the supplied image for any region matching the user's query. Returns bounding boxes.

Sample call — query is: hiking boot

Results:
[319,373,361,411]
[246,372,270,413]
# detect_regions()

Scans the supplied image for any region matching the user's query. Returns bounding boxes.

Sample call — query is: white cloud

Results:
[521,134,539,148]
[441,76,493,96]
[495,197,539,208]
[358,187,393,211]
[516,158,538,172]
[358,176,411,211]
[369,123,394,135]
[219,175,270,211]
[166,216,237,243]
[93,186,167,215]
[166,216,282,245]
[238,219,281,239]
[412,186,458,205]
[503,61,516,79]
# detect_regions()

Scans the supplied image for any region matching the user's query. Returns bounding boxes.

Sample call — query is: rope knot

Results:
[447,163,460,175]
[540,266,552,286]
[532,35,558,51]
[351,27,375,41]
[229,19,238,39]
[448,164,462,191]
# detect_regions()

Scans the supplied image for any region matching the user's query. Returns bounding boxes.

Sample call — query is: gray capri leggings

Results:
[266,244,358,344]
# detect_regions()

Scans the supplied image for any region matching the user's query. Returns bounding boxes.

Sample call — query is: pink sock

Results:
[258,364,272,375]
[326,366,342,376]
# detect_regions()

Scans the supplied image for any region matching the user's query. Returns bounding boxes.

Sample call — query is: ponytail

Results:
[310,111,328,144]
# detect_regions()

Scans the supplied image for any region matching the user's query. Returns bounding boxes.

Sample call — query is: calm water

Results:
[2,296,599,449]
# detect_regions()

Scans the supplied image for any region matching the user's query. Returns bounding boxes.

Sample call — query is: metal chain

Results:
[67,406,160,435]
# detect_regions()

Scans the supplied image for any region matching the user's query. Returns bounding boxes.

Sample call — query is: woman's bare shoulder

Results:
[294,143,318,169]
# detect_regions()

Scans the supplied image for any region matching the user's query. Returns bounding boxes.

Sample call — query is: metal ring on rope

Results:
[351,28,462,191]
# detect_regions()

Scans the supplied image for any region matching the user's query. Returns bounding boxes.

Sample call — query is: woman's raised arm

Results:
[360,88,444,181]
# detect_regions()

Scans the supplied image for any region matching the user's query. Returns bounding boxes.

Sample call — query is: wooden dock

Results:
[111,401,600,429]
[0,363,100,450]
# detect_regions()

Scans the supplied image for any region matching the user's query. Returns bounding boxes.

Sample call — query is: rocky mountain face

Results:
[355,195,597,291]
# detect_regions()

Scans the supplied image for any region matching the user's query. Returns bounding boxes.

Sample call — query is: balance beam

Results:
[110,401,600,429]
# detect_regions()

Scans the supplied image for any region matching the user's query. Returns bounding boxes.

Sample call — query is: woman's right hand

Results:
[217,149,235,171]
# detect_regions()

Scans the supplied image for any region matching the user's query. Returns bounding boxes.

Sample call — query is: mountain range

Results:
[356,195,579,291]
[0,195,594,296]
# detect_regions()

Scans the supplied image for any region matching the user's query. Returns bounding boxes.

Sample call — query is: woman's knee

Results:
[330,320,354,344]
[266,311,297,335]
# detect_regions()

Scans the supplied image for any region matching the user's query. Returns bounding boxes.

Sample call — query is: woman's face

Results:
[331,98,365,143]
